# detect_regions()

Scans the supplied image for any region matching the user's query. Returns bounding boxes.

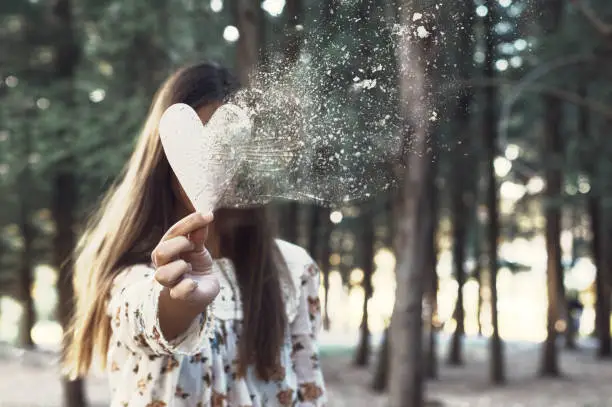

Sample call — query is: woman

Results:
[65,62,327,407]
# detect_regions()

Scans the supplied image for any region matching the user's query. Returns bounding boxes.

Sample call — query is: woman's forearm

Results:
[158,287,206,340]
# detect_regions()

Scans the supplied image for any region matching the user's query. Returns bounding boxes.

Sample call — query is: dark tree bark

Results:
[50,0,87,405]
[448,174,467,366]
[540,97,564,378]
[579,85,612,357]
[17,218,35,349]
[308,206,332,330]
[539,0,565,378]
[483,0,505,384]
[17,124,35,349]
[53,172,87,407]
[591,200,611,357]
[281,0,303,67]
[319,208,332,331]
[354,212,375,367]
[472,211,484,337]
[278,0,306,245]
[372,326,390,392]
[388,5,437,406]
[565,209,579,351]
[233,0,265,84]
[352,0,381,366]
[281,203,300,244]
[424,166,439,379]
[372,194,396,390]
[475,260,484,337]
[307,206,321,259]
[447,0,475,368]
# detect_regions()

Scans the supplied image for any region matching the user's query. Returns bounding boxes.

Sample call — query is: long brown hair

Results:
[65,62,287,380]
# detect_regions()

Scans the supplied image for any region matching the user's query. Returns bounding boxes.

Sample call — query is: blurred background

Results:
[1,0,612,406]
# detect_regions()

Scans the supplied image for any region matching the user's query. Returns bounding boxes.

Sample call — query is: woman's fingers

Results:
[151,236,194,267]
[188,226,208,252]
[184,246,214,275]
[169,278,198,300]
[154,259,191,287]
[162,212,213,242]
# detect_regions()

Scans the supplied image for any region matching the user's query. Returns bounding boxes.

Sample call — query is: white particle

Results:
[210,0,222,12]
[416,26,430,38]
[223,25,240,42]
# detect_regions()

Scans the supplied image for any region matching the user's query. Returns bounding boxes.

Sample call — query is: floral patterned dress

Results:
[106,240,326,407]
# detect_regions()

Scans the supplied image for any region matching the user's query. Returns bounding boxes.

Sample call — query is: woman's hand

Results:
[152,212,220,320]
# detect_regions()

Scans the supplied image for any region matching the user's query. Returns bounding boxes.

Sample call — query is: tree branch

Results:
[440,78,612,120]
[570,0,612,36]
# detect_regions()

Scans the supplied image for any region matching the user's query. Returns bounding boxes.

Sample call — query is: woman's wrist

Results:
[158,287,209,340]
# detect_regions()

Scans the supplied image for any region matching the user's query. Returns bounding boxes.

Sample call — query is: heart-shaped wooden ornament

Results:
[159,103,252,214]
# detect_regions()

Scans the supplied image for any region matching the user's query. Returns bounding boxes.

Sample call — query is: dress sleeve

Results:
[107,264,215,356]
[290,261,327,406]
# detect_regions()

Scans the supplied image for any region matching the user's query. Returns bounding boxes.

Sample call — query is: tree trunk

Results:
[447,121,469,367]
[389,114,435,407]
[320,208,332,331]
[372,326,390,392]
[537,0,564,380]
[447,0,474,367]
[424,163,439,379]
[564,208,578,351]
[539,94,564,377]
[591,199,611,357]
[50,0,88,405]
[309,206,332,330]
[17,208,35,349]
[233,0,264,85]
[54,171,87,407]
[373,195,395,388]
[483,0,505,384]
[307,205,321,259]
[579,84,611,357]
[277,0,305,245]
[476,265,484,336]
[282,0,303,67]
[17,129,35,349]
[354,212,375,367]
[388,5,435,406]
[448,213,466,366]
[281,202,300,244]
[473,218,484,337]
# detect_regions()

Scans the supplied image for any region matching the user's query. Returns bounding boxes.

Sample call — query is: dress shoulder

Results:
[275,239,318,323]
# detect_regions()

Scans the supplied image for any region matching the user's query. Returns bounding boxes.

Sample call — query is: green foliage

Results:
[0,0,239,288]
[0,0,611,299]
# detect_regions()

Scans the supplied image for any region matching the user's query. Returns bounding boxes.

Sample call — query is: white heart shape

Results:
[159,103,252,214]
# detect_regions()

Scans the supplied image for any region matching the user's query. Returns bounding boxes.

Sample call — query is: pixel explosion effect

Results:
[216,28,426,208]
[222,63,404,208]
[161,8,445,210]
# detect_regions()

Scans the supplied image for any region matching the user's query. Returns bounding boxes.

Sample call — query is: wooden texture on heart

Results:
[159,103,252,213]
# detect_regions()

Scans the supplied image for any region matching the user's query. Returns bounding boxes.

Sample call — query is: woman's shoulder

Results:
[275,239,320,283]
[275,239,320,322]
[275,239,314,267]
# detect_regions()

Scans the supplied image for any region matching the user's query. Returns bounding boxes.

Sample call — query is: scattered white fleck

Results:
[416,26,430,38]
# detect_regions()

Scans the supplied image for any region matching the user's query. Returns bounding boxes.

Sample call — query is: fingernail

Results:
[197,212,213,221]
[190,279,199,291]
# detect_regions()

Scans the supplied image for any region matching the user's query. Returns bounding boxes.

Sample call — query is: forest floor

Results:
[1,334,612,407]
